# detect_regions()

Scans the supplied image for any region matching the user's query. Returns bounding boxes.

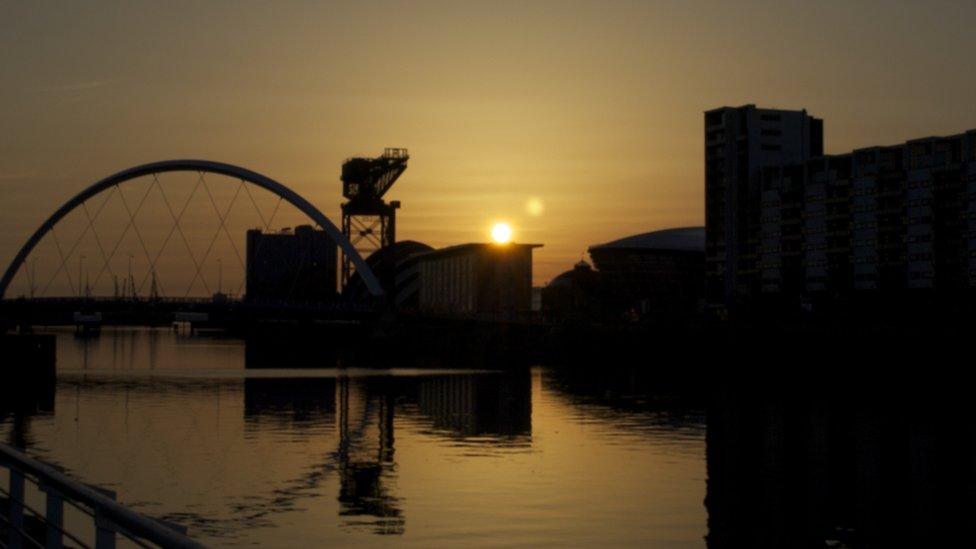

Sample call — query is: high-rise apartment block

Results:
[705,105,976,314]
[705,105,823,307]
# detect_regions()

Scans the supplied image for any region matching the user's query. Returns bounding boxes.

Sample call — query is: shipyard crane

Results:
[340,148,409,289]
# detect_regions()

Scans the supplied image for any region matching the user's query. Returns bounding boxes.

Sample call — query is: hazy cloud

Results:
[32,78,119,93]
[0,170,43,182]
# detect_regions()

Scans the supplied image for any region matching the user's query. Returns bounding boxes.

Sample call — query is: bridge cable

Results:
[236,194,285,297]
[41,226,76,297]
[201,177,247,276]
[83,200,120,291]
[285,226,312,302]
[115,180,167,298]
[266,195,283,229]
[239,180,272,295]
[241,181,269,230]
[38,187,117,296]
[182,176,244,297]
[138,173,205,296]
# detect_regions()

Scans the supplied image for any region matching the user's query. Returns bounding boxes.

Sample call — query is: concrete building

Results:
[245,225,337,302]
[588,227,705,319]
[415,243,541,320]
[414,371,531,440]
[705,105,824,310]
[707,104,976,315]
[760,131,976,303]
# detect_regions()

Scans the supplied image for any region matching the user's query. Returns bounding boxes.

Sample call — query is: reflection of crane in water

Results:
[202,376,405,536]
[120,376,405,537]
[155,372,531,537]
[335,377,403,535]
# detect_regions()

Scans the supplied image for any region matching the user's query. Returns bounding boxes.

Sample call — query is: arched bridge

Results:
[0,160,382,303]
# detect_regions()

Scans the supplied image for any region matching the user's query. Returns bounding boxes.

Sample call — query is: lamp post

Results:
[30,257,37,298]
[127,254,134,300]
[78,254,86,298]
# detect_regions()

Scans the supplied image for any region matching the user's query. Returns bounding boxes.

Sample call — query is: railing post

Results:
[94,506,117,549]
[90,484,121,549]
[8,467,25,549]
[42,484,64,549]
[2,444,203,549]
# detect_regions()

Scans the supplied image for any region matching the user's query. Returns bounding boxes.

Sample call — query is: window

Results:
[761,129,782,137]
[761,143,782,152]
[705,111,724,126]
[881,150,901,170]
[857,151,876,164]
[909,143,930,168]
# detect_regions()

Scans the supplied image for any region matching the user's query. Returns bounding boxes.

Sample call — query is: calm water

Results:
[1,328,707,547]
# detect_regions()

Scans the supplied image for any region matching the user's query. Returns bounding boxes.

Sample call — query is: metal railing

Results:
[0,443,205,549]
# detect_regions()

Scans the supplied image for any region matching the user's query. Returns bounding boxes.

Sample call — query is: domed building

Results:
[587,226,705,319]
[541,260,603,321]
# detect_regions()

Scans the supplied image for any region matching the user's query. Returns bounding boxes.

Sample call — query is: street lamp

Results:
[127,254,134,300]
[30,257,38,298]
[78,254,86,298]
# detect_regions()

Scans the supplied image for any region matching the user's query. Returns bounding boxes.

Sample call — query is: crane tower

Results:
[340,148,409,290]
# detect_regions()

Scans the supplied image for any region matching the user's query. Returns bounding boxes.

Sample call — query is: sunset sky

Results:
[3,1,976,293]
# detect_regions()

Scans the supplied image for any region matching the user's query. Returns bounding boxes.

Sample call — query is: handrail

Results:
[0,443,205,548]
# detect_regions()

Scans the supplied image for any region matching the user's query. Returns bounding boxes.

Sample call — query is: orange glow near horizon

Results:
[2,3,976,288]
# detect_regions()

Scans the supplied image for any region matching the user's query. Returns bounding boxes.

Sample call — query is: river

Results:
[1,328,707,547]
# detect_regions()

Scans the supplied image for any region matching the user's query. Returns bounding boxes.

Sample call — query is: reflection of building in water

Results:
[242,376,403,534]
[238,372,534,535]
[243,378,336,422]
[244,333,341,369]
[412,371,532,441]
[706,392,976,548]
[545,365,705,421]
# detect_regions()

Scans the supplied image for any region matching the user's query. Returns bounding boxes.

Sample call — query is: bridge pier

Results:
[0,333,56,416]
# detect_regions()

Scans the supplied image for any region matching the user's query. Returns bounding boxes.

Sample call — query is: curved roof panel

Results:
[589,226,705,252]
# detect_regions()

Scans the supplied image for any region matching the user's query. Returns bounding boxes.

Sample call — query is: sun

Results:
[491,222,513,244]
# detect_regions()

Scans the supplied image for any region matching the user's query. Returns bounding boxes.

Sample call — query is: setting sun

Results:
[491,222,513,244]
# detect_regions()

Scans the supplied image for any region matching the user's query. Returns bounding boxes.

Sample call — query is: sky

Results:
[3,0,976,294]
